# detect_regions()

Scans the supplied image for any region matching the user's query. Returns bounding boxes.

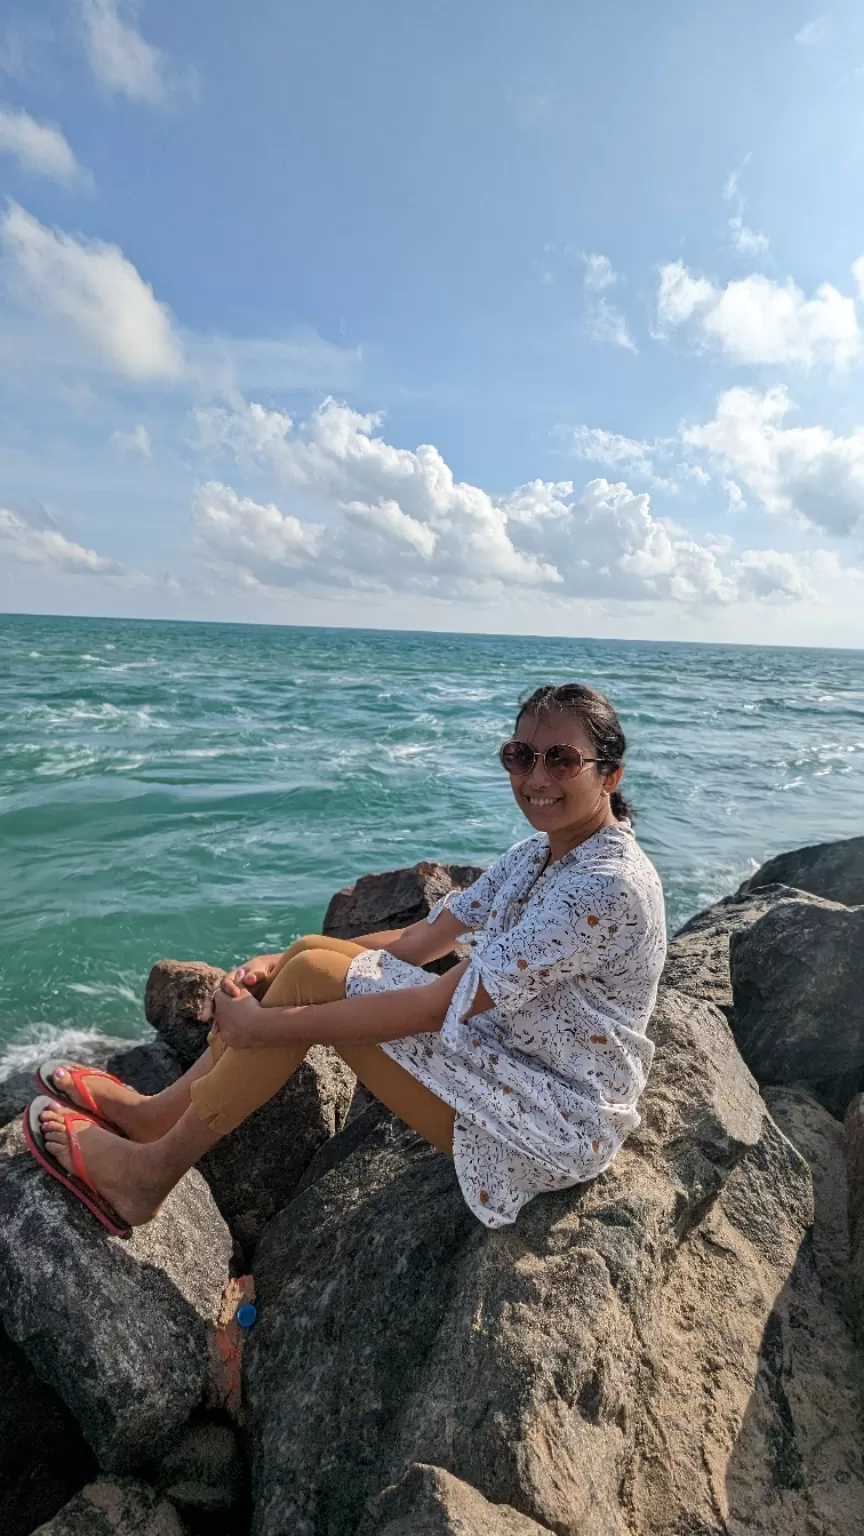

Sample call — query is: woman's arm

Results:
[212,957,493,1050]
[352,908,470,967]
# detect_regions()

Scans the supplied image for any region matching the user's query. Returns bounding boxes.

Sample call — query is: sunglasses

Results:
[498,740,602,780]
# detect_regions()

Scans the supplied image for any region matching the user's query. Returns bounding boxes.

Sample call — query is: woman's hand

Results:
[226,953,282,996]
[208,976,275,1049]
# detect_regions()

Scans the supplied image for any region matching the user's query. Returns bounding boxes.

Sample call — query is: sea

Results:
[1,612,862,1075]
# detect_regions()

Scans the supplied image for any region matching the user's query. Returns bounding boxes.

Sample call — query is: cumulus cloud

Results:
[78,0,179,106]
[189,396,811,605]
[657,260,861,367]
[0,202,185,381]
[581,252,617,292]
[684,385,864,535]
[0,107,86,184]
[0,500,123,575]
[112,423,152,456]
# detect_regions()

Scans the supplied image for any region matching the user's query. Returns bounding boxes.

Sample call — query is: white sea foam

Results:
[0,1025,134,1082]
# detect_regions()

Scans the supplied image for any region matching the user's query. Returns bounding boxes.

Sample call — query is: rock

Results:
[730,895,864,1114]
[630,1105,864,1535]
[324,860,485,971]
[144,961,224,1068]
[30,1478,187,1535]
[155,1421,245,1514]
[365,1463,554,1535]
[764,1085,852,1316]
[845,1093,864,1342]
[244,986,771,1536]
[740,834,864,909]
[198,1044,355,1256]
[0,1324,98,1536]
[105,1039,184,1096]
[664,884,823,1013]
[0,1119,233,1472]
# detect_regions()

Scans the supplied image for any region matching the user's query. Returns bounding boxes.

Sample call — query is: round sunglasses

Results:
[498,740,602,780]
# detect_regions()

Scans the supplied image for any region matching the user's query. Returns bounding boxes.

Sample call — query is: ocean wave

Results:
[0,1025,136,1082]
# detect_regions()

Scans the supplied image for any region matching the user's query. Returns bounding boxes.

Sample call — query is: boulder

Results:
[323,860,485,970]
[845,1093,864,1342]
[30,1478,187,1535]
[740,834,864,909]
[730,895,864,1114]
[365,1463,554,1535]
[664,884,823,1013]
[243,986,774,1536]
[765,1085,852,1316]
[155,1420,246,1515]
[105,1039,184,1096]
[0,1324,98,1536]
[0,1119,233,1472]
[144,961,224,1068]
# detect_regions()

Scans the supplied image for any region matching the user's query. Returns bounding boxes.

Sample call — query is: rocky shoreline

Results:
[2,838,864,1535]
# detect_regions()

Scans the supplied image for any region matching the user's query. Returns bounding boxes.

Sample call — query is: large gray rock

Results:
[0,1324,98,1536]
[365,1463,554,1535]
[665,884,823,1013]
[730,895,864,1114]
[324,860,485,971]
[765,1085,852,1316]
[845,1093,864,1342]
[0,1119,232,1472]
[31,1478,187,1535]
[244,986,772,1536]
[740,834,864,908]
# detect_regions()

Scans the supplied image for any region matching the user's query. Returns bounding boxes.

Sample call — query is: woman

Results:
[27,683,666,1234]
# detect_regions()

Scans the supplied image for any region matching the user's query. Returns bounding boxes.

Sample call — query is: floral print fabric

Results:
[346,822,667,1228]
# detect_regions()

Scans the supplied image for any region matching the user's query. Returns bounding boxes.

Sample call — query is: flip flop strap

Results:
[63,1113,97,1192]
[64,1065,123,1116]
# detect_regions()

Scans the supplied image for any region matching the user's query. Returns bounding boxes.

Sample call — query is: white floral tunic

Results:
[346,822,666,1228]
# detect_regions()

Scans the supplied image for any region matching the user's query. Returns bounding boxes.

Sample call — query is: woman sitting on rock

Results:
[27,683,667,1234]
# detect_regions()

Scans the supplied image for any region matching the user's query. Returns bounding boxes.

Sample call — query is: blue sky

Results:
[3,1,864,644]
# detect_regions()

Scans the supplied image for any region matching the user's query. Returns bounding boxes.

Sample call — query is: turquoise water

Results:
[1,612,863,1069]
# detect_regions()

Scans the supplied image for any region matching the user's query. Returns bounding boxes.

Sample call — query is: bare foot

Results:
[40,1105,167,1228]
[48,1066,182,1143]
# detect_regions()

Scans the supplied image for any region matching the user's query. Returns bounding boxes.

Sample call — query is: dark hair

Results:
[515,682,634,823]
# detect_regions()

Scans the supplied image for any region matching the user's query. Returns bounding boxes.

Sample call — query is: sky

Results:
[3,3,864,645]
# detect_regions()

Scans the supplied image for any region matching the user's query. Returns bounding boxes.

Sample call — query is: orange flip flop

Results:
[34,1060,128,1135]
[23,1096,132,1240]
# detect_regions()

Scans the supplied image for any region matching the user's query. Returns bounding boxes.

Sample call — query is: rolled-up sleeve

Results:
[428,848,516,930]
[474,874,646,1012]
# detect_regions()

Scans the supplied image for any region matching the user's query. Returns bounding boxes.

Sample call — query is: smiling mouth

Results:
[523,794,562,807]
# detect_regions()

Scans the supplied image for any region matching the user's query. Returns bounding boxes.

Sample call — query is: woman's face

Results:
[508,708,621,836]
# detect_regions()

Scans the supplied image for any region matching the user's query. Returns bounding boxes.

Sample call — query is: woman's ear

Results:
[602,764,624,796]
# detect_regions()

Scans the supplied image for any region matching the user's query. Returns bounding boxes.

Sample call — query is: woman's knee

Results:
[279,934,325,964]
[262,946,351,1007]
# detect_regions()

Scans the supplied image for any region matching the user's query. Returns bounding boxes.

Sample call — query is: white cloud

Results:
[189,396,812,606]
[78,0,174,106]
[728,216,770,258]
[582,252,617,292]
[0,202,185,381]
[562,425,674,488]
[657,260,860,367]
[0,107,85,184]
[112,423,152,456]
[0,501,122,575]
[580,252,636,351]
[587,296,637,352]
[795,17,832,45]
[683,385,864,535]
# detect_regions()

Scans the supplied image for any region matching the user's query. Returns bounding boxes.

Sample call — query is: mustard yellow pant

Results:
[189,935,455,1156]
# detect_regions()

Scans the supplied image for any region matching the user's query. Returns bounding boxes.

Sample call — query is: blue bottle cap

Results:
[236,1303,257,1328]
